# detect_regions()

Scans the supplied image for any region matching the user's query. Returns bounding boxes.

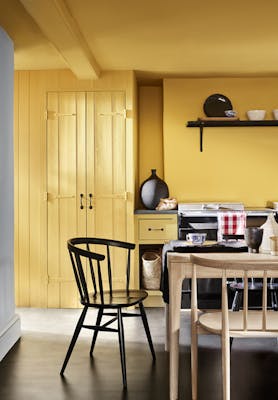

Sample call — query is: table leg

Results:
[169,266,184,400]
[165,303,169,352]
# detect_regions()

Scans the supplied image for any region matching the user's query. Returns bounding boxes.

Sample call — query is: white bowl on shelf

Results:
[246,110,266,121]
[273,109,278,120]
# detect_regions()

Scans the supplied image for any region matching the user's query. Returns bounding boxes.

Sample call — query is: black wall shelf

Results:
[187,119,278,152]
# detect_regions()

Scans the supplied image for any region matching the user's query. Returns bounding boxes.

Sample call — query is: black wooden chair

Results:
[60,237,156,388]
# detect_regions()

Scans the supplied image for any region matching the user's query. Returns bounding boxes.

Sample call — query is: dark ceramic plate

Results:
[203,93,233,117]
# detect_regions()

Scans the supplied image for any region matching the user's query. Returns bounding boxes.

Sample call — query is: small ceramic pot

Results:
[244,227,264,253]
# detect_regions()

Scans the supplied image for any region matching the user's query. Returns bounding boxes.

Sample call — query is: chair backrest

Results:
[67,237,135,305]
[190,254,278,334]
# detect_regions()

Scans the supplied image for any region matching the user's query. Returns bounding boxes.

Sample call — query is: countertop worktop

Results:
[134,207,276,215]
[134,209,178,214]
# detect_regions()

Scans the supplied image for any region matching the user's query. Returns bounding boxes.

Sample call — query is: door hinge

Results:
[46,110,77,120]
[99,109,127,119]
[47,275,74,284]
[44,192,75,201]
[93,192,129,200]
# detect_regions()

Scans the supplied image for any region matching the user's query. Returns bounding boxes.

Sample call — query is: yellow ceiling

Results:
[1,0,278,80]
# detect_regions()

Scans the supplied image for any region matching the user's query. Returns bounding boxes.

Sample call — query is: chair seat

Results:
[83,289,148,308]
[199,310,278,336]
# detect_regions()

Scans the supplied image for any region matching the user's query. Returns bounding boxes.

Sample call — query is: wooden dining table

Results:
[166,251,278,400]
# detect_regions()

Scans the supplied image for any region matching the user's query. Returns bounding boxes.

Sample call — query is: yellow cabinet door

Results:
[87,92,128,289]
[46,91,127,307]
[47,92,86,307]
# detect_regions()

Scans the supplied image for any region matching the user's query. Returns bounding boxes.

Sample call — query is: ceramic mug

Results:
[186,233,207,245]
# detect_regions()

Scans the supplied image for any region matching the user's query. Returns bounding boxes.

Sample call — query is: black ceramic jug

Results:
[140,169,169,209]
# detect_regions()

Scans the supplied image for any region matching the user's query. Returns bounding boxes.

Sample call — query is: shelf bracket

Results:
[200,122,204,152]
[187,119,278,152]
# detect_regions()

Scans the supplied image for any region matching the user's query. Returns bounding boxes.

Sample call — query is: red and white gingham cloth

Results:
[217,211,246,241]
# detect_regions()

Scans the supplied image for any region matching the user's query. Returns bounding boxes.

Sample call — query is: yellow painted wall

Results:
[138,86,164,189]
[163,77,278,207]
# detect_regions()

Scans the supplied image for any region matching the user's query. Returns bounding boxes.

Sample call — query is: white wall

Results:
[0,26,21,361]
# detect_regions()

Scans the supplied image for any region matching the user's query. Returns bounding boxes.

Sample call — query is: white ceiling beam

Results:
[19,0,101,79]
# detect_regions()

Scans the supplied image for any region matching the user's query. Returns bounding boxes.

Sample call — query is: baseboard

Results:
[0,314,21,361]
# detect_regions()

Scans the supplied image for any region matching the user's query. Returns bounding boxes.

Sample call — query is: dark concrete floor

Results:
[0,308,277,400]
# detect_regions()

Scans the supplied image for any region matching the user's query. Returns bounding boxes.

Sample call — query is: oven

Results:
[178,212,218,241]
[178,203,270,241]
[177,203,272,308]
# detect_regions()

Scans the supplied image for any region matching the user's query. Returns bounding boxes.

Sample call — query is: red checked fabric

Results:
[217,211,246,241]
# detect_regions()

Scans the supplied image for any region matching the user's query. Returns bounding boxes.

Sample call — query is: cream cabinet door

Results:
[46,91,127,307]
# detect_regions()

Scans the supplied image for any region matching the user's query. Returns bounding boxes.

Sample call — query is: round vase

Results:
[140,169,169,210]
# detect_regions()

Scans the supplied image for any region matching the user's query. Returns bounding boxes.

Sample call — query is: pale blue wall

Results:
[0,26,20,360]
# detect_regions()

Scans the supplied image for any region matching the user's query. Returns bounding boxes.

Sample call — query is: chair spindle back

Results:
[191,254,278,334]
[68,237,135,305]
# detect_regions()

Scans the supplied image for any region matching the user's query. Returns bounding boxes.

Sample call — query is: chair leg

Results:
[191,320,198,400]
[222,333,231,400]
[271,290,278,311]
[231,290,241,311]
[139,302,156,361]
[274,291,278,311]
[117,308,127,388]
[90,308,103,357]
[230,290,241,350]
[60,306,88,375]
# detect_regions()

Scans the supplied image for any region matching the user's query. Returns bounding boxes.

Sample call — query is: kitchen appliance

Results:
[177,202,273,308]
[178,202,271,242]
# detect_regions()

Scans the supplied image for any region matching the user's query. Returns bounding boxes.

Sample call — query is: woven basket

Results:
[141,251,161,290]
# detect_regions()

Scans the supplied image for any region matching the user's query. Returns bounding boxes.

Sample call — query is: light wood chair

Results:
[190,254,278,400]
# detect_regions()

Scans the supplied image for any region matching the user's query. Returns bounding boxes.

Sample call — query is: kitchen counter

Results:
[135,207,275,216]
[134,209,178,214]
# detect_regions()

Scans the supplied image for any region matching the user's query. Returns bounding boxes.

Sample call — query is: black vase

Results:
[140,169,169,210]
